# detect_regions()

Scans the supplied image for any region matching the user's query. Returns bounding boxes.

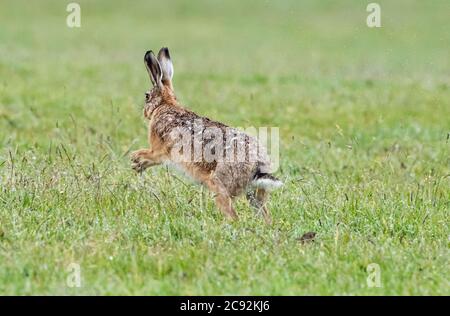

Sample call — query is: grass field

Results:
[0,0,449,295]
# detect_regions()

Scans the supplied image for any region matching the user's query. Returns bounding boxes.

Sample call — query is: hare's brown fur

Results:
[131,48,281,223]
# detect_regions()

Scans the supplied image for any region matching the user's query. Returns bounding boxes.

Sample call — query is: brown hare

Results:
[131,47,282,223]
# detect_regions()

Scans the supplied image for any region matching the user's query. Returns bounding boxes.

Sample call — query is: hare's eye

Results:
[145,92,150,101]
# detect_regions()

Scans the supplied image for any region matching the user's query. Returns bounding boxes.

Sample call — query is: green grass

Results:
[0,0,449,295]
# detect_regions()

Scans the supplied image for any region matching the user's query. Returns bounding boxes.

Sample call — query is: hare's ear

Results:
[157,47,174,88]
[144,50,162,88]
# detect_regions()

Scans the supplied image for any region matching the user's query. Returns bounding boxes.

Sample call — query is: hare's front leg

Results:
[130,149,163,173]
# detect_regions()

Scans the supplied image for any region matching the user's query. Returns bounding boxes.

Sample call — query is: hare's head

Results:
[143,47,175,118]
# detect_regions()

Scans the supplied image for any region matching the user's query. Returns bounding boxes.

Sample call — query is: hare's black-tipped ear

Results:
[157,47,174,88]
[144,50,162,88]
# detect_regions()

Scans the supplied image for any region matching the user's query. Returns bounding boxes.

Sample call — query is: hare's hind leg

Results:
[130,149,163,173]
[204,178,238,220]
[246,188,272,224]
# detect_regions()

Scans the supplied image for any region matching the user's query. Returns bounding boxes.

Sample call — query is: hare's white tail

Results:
[252,173,283,191]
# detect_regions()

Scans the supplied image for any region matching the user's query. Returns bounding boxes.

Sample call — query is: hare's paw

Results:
[130,149,146,162]
[131,160,149,173]
[130,149,151,173]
